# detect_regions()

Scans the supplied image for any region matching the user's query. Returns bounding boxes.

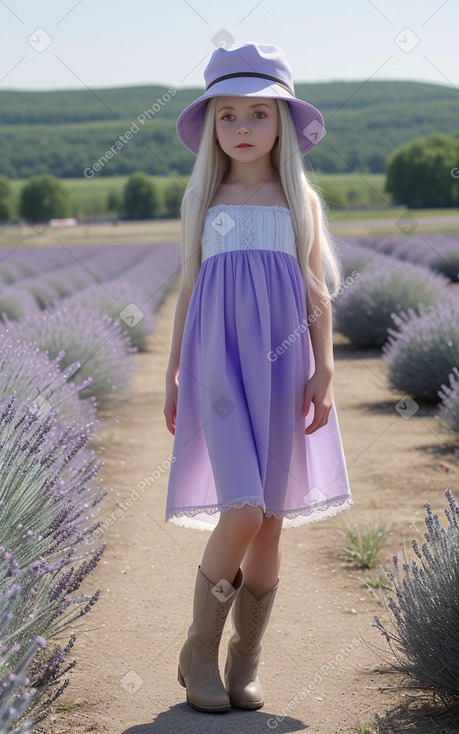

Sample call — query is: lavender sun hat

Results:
[176,42,326,156]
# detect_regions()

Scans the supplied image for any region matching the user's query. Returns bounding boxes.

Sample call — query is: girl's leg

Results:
[224,515,283,709]
[240,515,283,599]
[178,505,264,713]
[200,505,264,587]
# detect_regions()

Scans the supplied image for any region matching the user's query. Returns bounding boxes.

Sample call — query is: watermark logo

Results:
[212,395,235,419]
[396,212,419,235]
[85,455,176,545]
[212,29,236,48]
[120,670,143,694]
[395,395,419,419]
[267,638,361,729]
[120,303,144,328]
[27,28,53,53]
[211,578,236,602]
[303,121,327,145]
[210,212,236,237]
[394,28,420,53]
[83,88,177,179]
[268,271,360,361]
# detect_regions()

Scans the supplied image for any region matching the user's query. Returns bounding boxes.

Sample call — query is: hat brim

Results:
[176,76,325,156]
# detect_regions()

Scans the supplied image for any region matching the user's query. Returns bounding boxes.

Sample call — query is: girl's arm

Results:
[301,192,335,435]
[163,279,193,435]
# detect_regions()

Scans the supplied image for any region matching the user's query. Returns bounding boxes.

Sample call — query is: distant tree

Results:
[19,174,68,222]
[123,172,158,220]
[385,133,459,208]
[107,189,121,213]
[163,179,186,218]
[0,175,12,221]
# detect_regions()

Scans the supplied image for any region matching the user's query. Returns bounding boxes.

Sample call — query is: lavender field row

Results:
[0,240,180,733]
[333,232,459,434]
[339,231,459,281]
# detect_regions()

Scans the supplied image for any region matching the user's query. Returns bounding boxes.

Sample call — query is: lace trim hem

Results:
[165,495,353,529]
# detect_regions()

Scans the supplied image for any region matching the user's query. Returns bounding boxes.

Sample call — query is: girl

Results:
[163,41,352,714]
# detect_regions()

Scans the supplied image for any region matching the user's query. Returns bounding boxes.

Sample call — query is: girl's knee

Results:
[257,514,283,541]
[219,505,264,540]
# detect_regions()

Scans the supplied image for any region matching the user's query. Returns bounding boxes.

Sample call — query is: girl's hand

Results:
[301,370,334,435]
[164,373,178,435]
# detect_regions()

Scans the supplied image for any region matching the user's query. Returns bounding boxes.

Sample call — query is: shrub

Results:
[0,565,42,734]
[356,234,459,283]
[19,174,68,222]
[0,333,96,428]
[383,300,459,402]
[374,489,459,707]
[342,522,387,568]
[63,279,154,350]
[336,240,384,279]
[1,302,136,407]
[334,259,449,348]
[163,180,186,218]
[438,367,459,433]
[123,172,159,220]
[0,394,106,726]
[0,287,40,320]
[430,249,459,282]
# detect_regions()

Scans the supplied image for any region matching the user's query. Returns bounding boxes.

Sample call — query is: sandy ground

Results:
[36,278,458,734]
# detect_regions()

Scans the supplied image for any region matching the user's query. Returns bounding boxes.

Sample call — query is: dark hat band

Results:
[206,71,294,97]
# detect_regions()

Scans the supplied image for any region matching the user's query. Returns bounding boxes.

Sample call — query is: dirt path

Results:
[41,279,458,734]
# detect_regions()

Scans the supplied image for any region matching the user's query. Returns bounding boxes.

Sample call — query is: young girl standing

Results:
[163,41,352,714]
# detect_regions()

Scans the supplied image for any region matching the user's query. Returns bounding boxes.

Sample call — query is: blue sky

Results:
[1,0,458,91]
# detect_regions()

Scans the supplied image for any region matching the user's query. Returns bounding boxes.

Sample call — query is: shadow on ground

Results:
[332,343,381,362]
[121,704,308,734]
[375,698,459,733]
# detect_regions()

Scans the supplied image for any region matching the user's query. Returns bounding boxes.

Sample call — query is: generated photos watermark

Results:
[267,637,361,729]
[83,88,177,179]
[86,454,175,545]
[267,271,360,362]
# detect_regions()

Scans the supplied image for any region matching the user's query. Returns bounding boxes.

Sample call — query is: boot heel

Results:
[177,666,185,687]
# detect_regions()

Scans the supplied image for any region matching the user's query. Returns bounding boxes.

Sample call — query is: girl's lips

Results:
[236,144,254,148]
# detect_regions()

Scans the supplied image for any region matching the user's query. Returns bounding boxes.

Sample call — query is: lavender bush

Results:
[336,239,395,279]
[374,489,459,706]
[430,249,459,282]
[0,394,106,727]
[63,279,154,350]
[0,333,96,428]
[334,259,450,348]
[383,300,459,402]
[0,565,42,734]
[336,240,378,279]
[358,234,459,281]
[1,302,136,407]
[438,367,459,433]
[0,287,39,321]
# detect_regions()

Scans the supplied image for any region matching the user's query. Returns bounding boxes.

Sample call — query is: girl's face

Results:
[214,96,279,162]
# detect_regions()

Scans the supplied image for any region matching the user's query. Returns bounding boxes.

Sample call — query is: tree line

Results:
[1,80,459,177]
[0,130,458,222]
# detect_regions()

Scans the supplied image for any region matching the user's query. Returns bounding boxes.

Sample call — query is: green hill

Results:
[1,80,458,178]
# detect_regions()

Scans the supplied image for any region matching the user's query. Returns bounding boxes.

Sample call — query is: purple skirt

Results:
[165,248,352,530]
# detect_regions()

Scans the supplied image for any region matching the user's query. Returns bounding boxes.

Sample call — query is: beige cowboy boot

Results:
[178,565,243,713]
[224,580,279,709]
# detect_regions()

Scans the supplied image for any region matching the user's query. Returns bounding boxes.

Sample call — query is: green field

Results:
[7,172,390,220]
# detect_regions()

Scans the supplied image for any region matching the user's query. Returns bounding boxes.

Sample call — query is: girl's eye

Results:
[220,111,267,121]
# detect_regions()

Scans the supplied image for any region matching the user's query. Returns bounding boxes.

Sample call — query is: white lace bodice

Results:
[201,204,297,261]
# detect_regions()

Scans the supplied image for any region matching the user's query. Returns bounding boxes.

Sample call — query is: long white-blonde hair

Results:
[178,96,342,298]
